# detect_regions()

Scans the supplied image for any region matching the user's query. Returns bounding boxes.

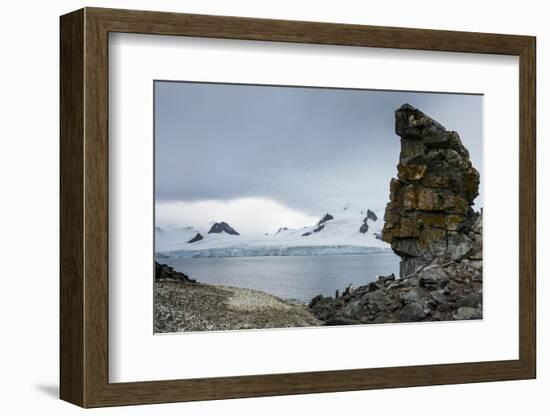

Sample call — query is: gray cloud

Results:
[155,81,483,216]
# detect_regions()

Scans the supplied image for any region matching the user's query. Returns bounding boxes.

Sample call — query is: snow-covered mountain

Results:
[155,226,203,251]
[156,205,389,258]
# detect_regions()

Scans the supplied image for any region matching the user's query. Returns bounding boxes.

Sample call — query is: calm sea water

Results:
[162,253,400,303]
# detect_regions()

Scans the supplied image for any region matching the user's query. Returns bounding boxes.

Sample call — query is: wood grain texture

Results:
[59,7,537,408]
[518,38,537,376]
[83,10,110,406]
[59,8,84,407]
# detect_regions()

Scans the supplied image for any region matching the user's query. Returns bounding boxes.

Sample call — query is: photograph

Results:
[153,81,483,333]
[53,6,537,409]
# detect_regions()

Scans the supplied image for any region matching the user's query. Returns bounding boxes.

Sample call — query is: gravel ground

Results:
[154,279,322,333]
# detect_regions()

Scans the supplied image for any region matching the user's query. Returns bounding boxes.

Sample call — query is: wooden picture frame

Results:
[60,7,536,408]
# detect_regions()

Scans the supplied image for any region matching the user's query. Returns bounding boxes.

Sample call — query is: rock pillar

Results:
[382,104,480,277]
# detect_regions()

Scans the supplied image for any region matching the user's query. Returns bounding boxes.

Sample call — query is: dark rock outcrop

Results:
[303,213,333,236]
[366,209,378,222]
[317,213,334,226]
[309,104,483,325]
[312,224,325,233]
[208,222,240,235]
[155,262,196,283]
[187,232,204,243]
[381,104,480,277]
[359,209,377,234]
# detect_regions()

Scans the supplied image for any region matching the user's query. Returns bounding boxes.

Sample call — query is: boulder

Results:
[454,307,482,320]
[456,292,482,308]
[400,287,428,304]
[399,303,427,322]
[418,265,449,289]
[378,273,396,284]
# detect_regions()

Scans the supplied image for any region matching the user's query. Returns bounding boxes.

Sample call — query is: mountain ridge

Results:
[155,205,389,257]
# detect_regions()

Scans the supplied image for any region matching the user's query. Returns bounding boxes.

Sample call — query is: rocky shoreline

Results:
[309,104,483,325]
[308,237,482,325]
[154,263,321,333]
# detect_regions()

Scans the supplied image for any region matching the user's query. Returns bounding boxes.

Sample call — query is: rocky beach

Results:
[154,262,321,332]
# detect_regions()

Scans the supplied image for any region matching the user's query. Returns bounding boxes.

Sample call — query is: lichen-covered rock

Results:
[309,104,483,325]
[382,104,480,275]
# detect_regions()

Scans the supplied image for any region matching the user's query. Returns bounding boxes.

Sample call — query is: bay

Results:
[162,252,400,303]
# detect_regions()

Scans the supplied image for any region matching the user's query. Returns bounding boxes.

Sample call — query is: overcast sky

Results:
[155,81,483,237]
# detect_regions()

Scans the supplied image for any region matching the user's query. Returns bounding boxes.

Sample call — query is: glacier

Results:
[163,245,390,259]
[156,205,391,258]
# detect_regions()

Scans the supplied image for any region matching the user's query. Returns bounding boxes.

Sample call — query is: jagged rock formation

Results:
[309,104,483,324]
[382,104,480,277]
[187,232,204,243]
[208,222,240,235]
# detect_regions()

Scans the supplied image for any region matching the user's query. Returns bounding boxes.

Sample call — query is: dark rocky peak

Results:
[276,227,289,234]
[359,209,378,234]
[317,213,334,226]
[309,214,334,235]
[395,103,470,164]
[359,221,369,234]
[382,104,481,277]
[303,214,333,236]
[366,209,378,222]
[208,222,240,236]
[187,232,203,243]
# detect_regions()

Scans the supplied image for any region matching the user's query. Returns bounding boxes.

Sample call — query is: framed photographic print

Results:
[60,7,536,408]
